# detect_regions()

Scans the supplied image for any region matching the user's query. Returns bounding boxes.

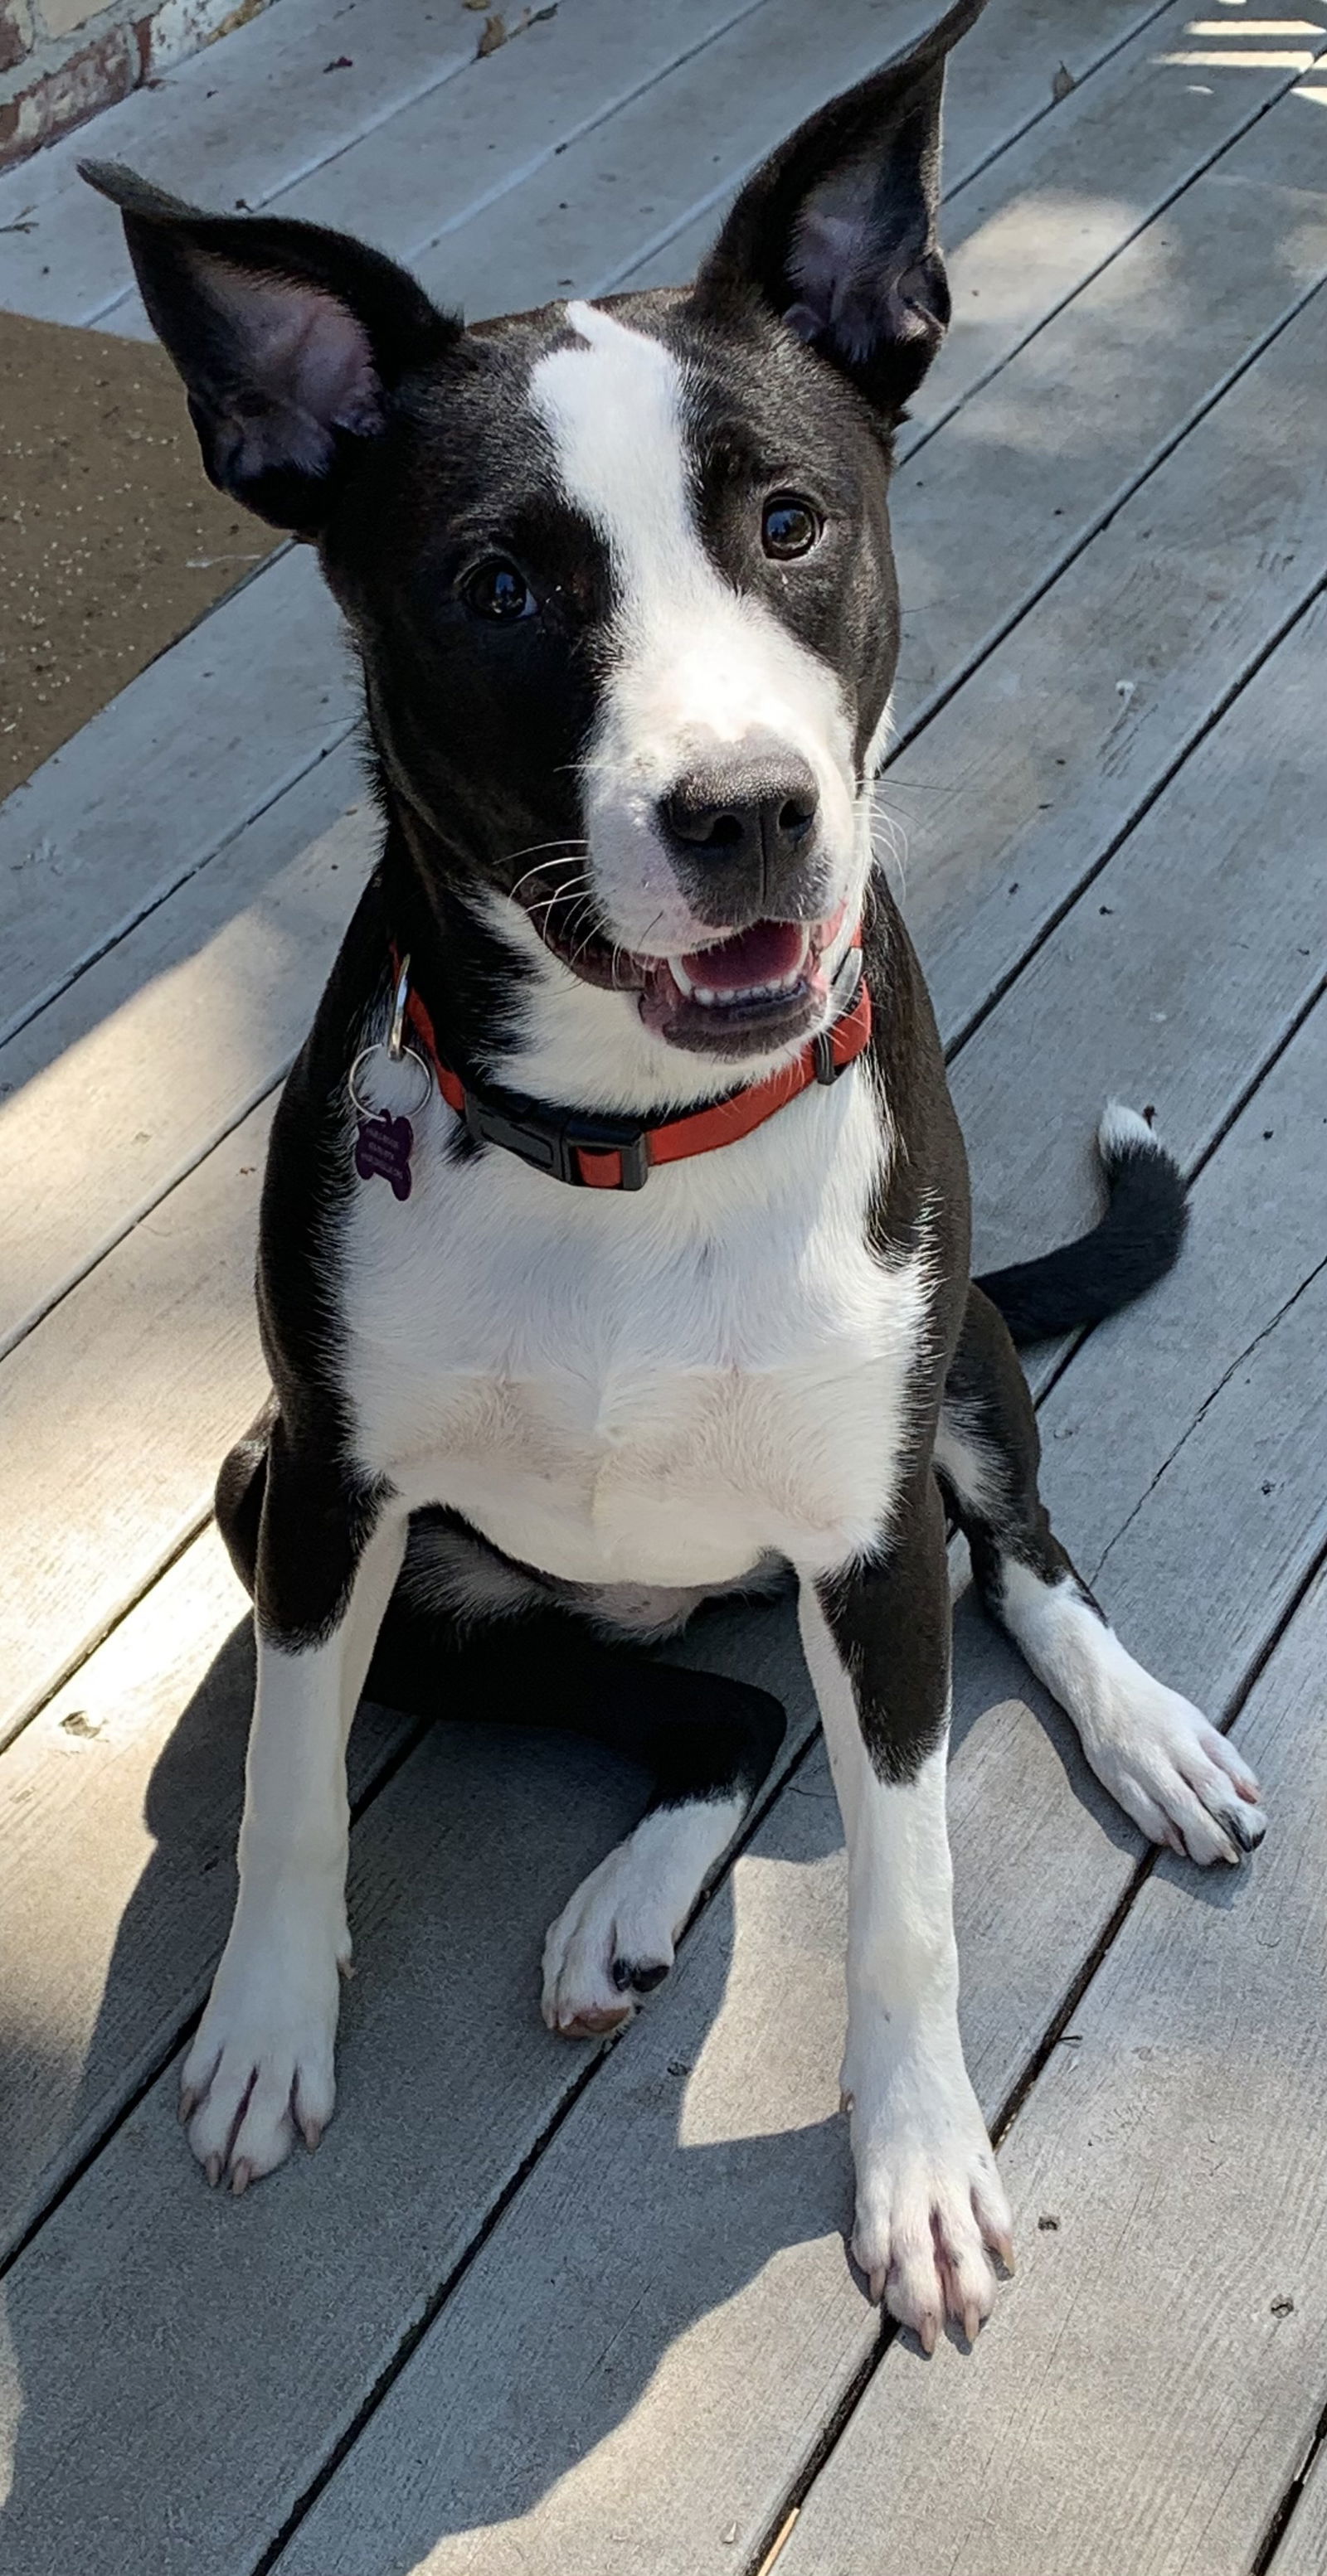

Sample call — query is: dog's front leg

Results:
[800,1472,1013,2349]
[182,1434,405,2190]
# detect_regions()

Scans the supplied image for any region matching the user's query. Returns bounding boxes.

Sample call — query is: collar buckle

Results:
[463,1088,650,1190]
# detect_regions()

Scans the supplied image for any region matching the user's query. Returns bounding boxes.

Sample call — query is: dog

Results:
[83,0,1265,2350]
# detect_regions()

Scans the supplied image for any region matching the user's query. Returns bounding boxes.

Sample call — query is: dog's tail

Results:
[976,1102,1188,1347]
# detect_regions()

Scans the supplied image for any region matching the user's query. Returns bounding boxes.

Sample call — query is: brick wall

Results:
[0,0,278,168]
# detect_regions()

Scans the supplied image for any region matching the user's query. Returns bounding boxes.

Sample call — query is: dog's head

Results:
[85,0,981,1073]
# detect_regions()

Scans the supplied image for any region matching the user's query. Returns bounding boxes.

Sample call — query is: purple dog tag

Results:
[354,1109,414,1201]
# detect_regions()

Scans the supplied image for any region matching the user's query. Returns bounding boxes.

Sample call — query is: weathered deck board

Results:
[0,545,353,1050]
[1,0,1294,1053]
[0,1100,272,1752]
[0,1526,414,2265]
[895,265,1327,1054]
[433,0,1240,324]
[1269,2433,1327,2574]
[275,0,939,294]
[952,581,1327,1279]
[56,998,1316,2576]
[0,1599,819,2576]
[620,6,1327,299]
[0,774,371,1360]
[0,0,1170,332]
[0,0,574,327]
[776,1566,1327,2576]
[891,55,1327,725]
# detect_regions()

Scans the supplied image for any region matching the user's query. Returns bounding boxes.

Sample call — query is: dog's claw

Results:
[868,2265,887,2305]
[962,2300,981,2346]
[178,2087,197,2125]
[919,2312,939,2356]
[301,2116,323,2152]
[231,2158,253,2197]
[992,2232,1015,2275]
[205,2152,221,2190]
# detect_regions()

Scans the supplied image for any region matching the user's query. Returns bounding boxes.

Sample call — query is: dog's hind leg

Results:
[216,1458,785,2041]
[511,1634,785,2039]
[938,1284,1266,1865]
[537,1652,784,2037]
[215,1399,276,1595]
[360,1586,786,2040]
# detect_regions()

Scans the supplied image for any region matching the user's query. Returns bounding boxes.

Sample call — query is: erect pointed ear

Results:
[694,0,985,420]
[79,162,461,532]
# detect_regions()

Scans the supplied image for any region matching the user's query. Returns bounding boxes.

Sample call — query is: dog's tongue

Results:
[679,919,807,993]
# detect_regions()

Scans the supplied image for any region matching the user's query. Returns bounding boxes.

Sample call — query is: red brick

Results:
[0,25,137,170]
[0,2,32,77]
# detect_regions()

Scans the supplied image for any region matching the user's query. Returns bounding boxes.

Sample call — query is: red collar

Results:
[391,930,871,1191]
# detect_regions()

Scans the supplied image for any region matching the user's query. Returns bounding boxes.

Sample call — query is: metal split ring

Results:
[348,1041,433,1122]
[348,950,433,1118]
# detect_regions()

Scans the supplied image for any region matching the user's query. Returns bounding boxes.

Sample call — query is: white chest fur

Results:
[338,1065,925,1590]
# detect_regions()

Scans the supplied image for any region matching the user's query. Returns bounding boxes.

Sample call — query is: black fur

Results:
[977,1120,1188,1346]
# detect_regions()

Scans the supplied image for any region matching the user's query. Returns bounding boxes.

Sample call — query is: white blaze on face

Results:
[529,300,861,952]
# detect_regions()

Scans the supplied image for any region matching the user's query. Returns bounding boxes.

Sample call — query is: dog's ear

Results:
[80,162,460,532]
[694,0,984,419]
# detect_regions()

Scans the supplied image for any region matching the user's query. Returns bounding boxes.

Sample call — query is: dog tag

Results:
[354,1109,414,1201]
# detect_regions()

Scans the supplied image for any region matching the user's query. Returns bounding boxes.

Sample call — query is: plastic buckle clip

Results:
[464,1089,650,1188]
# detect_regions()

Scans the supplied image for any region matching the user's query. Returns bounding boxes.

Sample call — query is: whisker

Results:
[525,872,595,917]
[507,841,591,900]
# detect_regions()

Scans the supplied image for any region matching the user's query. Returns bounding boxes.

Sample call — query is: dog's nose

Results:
[659,753,819,872]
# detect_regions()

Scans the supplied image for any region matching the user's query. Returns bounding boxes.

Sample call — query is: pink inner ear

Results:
[211,260,382,462]
[785,201,934,368]
[785,208,865,334]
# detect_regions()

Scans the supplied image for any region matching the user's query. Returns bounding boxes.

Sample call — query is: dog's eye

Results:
[761,494,821,560]
[462,558,537,622]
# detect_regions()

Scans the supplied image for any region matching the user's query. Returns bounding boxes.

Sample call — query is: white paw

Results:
[1081,1674,1266,1867]
[180,1894,348,2191]
[542,1796,743,2040]
[844,2025,1013,2351]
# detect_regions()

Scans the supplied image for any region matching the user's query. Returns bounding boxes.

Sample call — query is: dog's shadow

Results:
[0,1577,1148,2570]
[0,1590,874,2572]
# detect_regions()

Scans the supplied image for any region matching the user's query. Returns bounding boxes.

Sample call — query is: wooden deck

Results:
[2,3,1325,2569]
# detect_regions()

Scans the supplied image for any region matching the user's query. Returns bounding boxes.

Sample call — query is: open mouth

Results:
[516,871,844,1057]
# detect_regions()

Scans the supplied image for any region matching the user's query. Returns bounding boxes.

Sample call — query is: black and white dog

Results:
[85,0,1264,2350]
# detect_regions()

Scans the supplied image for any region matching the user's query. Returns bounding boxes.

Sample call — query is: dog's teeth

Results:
[680,963,808,1009]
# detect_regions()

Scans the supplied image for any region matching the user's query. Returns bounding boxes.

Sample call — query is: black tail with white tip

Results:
[976,1104,1188,1347]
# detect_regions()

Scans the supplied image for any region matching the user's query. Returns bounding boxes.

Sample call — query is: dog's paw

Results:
[542,1796,744,2040]
[542,1844,675,2040]
[844,2027,1013,2351]
[1082,1675,1266,1867]
[180,1899,347,2191]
